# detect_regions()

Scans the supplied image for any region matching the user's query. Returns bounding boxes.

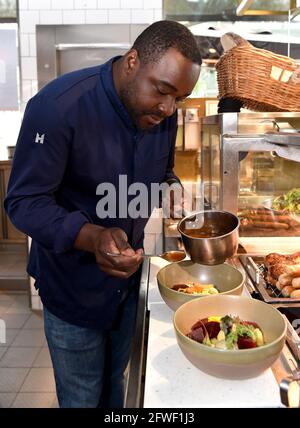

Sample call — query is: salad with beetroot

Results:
[187,315,265,350]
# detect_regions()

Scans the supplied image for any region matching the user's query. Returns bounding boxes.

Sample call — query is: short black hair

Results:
[132,20,202,66]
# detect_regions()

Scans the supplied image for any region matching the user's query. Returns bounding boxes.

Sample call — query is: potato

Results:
[254,328,264,347]
[217,330,225,342]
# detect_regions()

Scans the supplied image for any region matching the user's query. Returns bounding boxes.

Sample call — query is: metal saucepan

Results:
[178,210,240,265]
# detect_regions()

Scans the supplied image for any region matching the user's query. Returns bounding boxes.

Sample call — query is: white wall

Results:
[0,111,22,159]
[18,0,163,104]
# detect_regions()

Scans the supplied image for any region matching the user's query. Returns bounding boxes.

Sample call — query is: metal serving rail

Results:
[124,259,150,408]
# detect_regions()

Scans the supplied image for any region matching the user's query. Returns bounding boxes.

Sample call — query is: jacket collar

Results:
[100,56,140,134]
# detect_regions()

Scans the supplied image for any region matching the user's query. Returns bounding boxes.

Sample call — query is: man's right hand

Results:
[74,224,143,279]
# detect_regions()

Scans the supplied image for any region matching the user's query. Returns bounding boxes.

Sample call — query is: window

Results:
[164,0,295,21]
[0,0,17,21]
[164,0,300,96]
[0,19,20,159]
[0,23,19,110]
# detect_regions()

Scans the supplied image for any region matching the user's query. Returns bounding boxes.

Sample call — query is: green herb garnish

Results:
[225,322,256,350]
[220,315,233,336]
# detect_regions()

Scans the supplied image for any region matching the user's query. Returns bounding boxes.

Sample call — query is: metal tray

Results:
[265,132,300,146]
[239,254,300,304]
[239,255,300,363]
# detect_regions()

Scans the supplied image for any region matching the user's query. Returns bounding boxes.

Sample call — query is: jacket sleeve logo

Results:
[35,133,45,144]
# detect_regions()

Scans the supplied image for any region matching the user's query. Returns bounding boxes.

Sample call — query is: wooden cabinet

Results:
[0,161,26,243]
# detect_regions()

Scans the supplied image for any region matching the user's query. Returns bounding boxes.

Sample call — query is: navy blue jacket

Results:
[4,58,178,329]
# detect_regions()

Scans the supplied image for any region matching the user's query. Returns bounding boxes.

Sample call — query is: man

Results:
[5,20,201,408]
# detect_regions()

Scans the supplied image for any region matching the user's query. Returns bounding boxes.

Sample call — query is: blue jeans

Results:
[43,285,139,408]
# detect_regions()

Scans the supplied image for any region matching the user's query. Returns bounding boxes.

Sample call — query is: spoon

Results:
[105,250,186,262]
[182,210,205,230]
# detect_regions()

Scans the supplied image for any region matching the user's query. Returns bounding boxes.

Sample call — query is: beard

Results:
[119,80,163,130]
[119,80,143,127]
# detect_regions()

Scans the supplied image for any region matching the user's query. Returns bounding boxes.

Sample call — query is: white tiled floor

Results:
[0,252,27,278]
[0,292,58,408]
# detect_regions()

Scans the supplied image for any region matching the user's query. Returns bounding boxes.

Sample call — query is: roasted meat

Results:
[268,260,295,280]
[265,252,299,268]
[264,252,300,284]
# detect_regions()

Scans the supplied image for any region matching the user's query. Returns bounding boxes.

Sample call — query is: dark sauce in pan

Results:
[182,223,223,238]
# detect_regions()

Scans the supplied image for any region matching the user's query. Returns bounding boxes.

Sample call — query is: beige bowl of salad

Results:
[157,261,244,311]
[173,295,287,379]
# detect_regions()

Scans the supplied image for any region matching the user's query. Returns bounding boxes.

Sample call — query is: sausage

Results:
[251,221,289,230]
[240,222,254,230]
[288,219,300,227]
[291,277,300,289]
[284,264,300,276]
[253,215,291,223]
[276,281,285,291]
[275,215,294,223]
[290,289,300,299]
[281,286,294,297]
[278,273,293,286]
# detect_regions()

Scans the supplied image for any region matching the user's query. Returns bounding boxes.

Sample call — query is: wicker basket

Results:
[216,45,300,112]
